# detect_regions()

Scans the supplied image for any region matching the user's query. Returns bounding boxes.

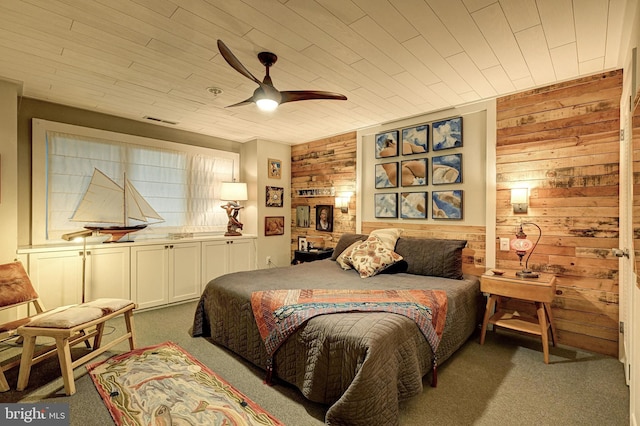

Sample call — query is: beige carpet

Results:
[0,301,629,425]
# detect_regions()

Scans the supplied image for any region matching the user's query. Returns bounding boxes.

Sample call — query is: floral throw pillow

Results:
[349,236,403,278]
[336,241,361,270]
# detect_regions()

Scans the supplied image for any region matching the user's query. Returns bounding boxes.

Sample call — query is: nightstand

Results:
[480,271,557,363]
[293,248,334,264]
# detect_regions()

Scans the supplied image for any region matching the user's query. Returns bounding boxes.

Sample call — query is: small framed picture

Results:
[402,124,428,155]
[401,192,427,219]
[432,190,463,220]
[315,205,333,232]
[374,193,398,218]
[375,130,399,158]
[401,158,427,186]
[296,205,310,227]
[265,186,284,207]
[432,154,462,184]
[265,216,285,236]
[432,116,462,151]
[267,158,282,179]
[375,162,398,188]
[298,236,308,251]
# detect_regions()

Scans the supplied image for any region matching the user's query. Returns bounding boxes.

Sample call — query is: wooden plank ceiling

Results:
[0,0,630,144]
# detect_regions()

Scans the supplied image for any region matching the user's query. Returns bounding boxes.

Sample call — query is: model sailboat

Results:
[71,168,164,242]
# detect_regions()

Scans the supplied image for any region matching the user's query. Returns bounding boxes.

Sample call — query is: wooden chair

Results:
[0,261,137,395]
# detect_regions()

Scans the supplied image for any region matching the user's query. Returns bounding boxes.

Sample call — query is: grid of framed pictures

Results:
[374,117,463,220]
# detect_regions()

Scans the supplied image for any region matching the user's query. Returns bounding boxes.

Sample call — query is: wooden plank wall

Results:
[495,70,622,357]
[290,132,357,256]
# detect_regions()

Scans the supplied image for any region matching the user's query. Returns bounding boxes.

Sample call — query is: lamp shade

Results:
[220,182,248,201]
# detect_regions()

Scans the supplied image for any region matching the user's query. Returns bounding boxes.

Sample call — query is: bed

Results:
[191,232,482,425]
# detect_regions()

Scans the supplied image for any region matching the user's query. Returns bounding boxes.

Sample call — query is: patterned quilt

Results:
[251,289,448,382]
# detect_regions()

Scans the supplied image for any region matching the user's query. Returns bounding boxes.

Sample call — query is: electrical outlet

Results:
[266,256,271,265]
[499,238,510,251]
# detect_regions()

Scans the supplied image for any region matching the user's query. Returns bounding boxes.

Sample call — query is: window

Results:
[32,119,240,244]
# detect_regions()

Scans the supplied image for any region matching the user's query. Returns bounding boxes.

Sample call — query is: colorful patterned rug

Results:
[87,341,284,426]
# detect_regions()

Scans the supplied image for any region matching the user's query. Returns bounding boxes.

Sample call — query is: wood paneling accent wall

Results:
[290,132,357,255]
[495,70,622,356]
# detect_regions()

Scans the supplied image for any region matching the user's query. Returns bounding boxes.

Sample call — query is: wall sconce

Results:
[335,192,353,213]
[511,188,529,213]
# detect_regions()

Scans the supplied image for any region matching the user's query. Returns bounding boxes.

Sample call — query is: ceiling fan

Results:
[217,40,347,111]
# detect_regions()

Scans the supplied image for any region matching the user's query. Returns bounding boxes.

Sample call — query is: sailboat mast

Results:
[123,171,128,227]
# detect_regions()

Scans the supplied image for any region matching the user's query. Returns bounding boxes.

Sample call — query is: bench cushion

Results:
[25,298,133,329]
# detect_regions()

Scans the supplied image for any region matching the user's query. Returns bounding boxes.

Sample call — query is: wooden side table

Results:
[480,271,557,363]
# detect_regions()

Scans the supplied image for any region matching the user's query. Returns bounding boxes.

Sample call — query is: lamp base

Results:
[225,230,243,237]
[516,270,539,278]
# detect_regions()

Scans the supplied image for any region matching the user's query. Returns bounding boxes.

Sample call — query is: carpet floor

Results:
[0,301,630,425]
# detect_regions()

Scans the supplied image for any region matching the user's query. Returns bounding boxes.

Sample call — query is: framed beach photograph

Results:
[375,130,399,158]
[265,186,284,207]
[432,154,462,184]
[401,158,427,187]
[267,158,282,179]
[264,216,285,236]
[401,124,428,155]
[401,192,427,219]
[296,205,310,228]
[315,205,333,232]
[432,190,463,220]
[432,116,463,151]
[374,193,398,218]
[375,162,398,188]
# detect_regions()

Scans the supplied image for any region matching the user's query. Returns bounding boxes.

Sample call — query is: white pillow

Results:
[370,228,403,251]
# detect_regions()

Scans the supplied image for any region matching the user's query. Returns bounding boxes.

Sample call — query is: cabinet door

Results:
[228,239,256,273]
[28,250,83,309]
[169,242,201,303]
[201,241,230,289]
[131,245,169,310]
[88,246,130,301]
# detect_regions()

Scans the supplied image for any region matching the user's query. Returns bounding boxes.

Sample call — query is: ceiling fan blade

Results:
[280,90,347,105]
[217,40,263,86]
[226,97,255,108]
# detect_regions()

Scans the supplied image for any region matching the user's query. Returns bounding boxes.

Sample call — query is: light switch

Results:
[500,238,510,251]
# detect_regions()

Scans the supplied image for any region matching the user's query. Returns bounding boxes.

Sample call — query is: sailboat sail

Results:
[71,168,164,226]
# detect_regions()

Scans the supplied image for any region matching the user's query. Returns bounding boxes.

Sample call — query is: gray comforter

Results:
[191,259,480,425]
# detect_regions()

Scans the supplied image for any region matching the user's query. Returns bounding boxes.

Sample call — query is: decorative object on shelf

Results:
[335,192,353,213]
[375,130,399,158]
[315,205,333,232]
[72,168,164,243]
[220,181,248,237]
[265,216,284,236]
[266,186,284,207]
[432,154,462,184]
[511,187,529,213]
[374,193,398,218]
[432,116,463,151]
[296,205,310,227]
[510,222,542,278]
[61,229,93,303]
[402,124,429,155]
[295,187,335,197]
[401,158,428,186]
[267,158,282,179]
[216,39,347,112]
[432,190,462,219]
[375,162,398,188]
[401,192,427,219]
[298,236,308,251]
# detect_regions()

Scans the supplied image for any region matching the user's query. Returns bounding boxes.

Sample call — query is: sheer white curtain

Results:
[46,131,235,239]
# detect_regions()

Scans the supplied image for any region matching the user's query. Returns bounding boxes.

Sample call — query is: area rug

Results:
[87,341,284,426]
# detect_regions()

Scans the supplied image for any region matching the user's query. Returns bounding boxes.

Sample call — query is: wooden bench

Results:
[16,298,136,395]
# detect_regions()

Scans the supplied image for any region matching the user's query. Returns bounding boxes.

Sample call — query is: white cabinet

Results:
[201,238,256,289]
[26,246,130,310]
[131,241,201,310]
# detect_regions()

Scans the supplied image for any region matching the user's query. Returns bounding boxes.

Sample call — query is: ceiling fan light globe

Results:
[256,98,279,111]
